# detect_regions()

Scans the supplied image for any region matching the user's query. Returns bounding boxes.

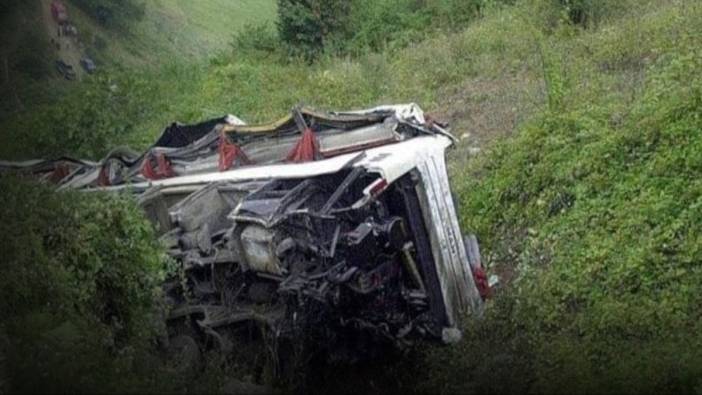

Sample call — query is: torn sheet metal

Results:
[0,104,487,365]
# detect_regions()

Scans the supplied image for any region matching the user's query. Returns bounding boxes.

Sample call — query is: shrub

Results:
[276,0,352,60]
[343,0,431,54]
[0,62,208,160]
[436,5,702,392]
[528,0,646,30]
[276,0,516,57]
[231,22,280,56]
[0,176,171,393]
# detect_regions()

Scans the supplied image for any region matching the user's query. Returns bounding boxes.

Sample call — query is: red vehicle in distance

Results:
[51,0,68,25]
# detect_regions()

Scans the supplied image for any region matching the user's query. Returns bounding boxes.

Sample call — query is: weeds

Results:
[1,0,701,393]
[437,2,702,393]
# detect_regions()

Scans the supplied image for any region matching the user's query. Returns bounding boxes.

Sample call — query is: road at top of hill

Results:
[40,0,85,80]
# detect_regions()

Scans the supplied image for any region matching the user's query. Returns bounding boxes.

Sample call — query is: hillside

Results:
[69,0,277,66]
[2,0,702,393]
[0,0,276,117]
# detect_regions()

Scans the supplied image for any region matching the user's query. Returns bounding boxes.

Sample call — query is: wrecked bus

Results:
[0,104,488,372]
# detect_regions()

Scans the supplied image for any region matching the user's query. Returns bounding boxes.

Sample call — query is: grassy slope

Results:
[74,0,277,67]
[0,0,276,119]
[0,1,547,159]
[421,2,702,394]
[2,1,702,392]
[0,1,58,114]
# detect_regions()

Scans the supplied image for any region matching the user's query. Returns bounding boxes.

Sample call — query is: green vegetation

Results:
[2,0,701,393]
[422,2,702,393]
[0,0,277,118]
[276,0,351,59]
[2,64,208,159]
[0,0,54,114]
[62,0,276,66]
[0,177,171,393]
[1,0,533,160]
[70,0,146,30]
[274,0,516,58]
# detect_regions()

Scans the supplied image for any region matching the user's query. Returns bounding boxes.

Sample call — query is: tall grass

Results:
[2,0,701,392]
[423,2,702,393]
[0,1,541,159]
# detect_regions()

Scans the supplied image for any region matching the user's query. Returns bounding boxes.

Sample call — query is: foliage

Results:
[0,0,542,160]
[432,2,702,393]
[342,0,432,55]
[0,176,174,393]
[231,22,281,57]
[0,0,25,18]
[276,0,352,60]
[1,0,701,392]
[0,62,207,160]
[274,0,515,58]
[0,0,53,116]
[528,0,650,31]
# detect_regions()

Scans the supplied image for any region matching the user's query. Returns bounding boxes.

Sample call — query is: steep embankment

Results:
[2,1,701,393]
[0,0,276,118]
[418,2,702,394]
[39,0,84,79]
[65,0,277,67]
[0,0,52,112]
[0,1,549,160]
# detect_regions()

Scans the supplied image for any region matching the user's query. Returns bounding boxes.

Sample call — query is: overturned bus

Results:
[1,104,489,372]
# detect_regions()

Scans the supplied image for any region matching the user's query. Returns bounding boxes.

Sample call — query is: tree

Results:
[276,0,351,59]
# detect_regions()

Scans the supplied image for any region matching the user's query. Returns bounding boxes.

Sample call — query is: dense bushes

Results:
[273,0,515,58]
[0,177,172,393]
[231,23,280,57]
[426,3,702,393]
[3,74,146,159]
[1,0,700,392]
[531,0,649,30]
[276,0,351,59]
